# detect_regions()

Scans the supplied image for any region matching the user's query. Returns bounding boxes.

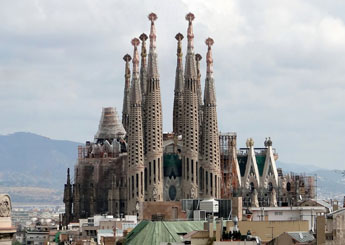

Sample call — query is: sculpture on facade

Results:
[0,195,11,217]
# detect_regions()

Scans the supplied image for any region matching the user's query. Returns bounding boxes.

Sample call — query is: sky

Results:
[0,0,344,169]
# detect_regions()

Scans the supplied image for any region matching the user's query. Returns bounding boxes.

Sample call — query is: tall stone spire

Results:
[144,13,163,202]
[195,53,204,153]
[201,38,221,199]
[122,54,131,133]
[195,53,203,110]
[127,38,145,215]
[182,12,199,199]
[139,33,148,98]
[139,33,148,158]
[184,13,197,80]
[63,168,72,226]
[147,13,159,79]
[173,33,184,136]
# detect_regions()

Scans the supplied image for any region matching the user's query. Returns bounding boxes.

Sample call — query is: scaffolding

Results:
[219,132,240,199]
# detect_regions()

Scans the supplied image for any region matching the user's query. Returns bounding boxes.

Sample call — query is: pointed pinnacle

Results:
[186,13,195,49]
[67,168,70,184]
[123,54,132,62]
[175,33,184,58]
[139,33,148,41]
[148,13,157,49]
[175,33,184,41]
[131,38,140,74]
[123,54,131,80]
[195,53,202,79]
[195,53,202,62]
[139,33,148,59]
[205,37,214,74]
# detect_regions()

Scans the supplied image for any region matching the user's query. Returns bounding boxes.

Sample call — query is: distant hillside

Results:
[0,132,80,204]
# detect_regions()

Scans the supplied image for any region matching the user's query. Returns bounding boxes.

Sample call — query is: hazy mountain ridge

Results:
[0,132,80,204]
[0,132,343,204]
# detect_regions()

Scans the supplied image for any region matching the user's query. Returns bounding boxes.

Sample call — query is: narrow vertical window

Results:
[196,162,198,185]
[210,173,213,195]
[144,168,148,191]
[136,173,139,197]
[149,162,152,185]
[141,171,143,194]
[153,160,156,183]
[206,171,208,194]
[191,160,194,182]
[132,175,134,198]
[158,158,160,181]
[128,177,131,200]
[215,175,217,198]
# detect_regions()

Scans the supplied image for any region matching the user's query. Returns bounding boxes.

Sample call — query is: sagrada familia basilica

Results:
[63,13,315,224]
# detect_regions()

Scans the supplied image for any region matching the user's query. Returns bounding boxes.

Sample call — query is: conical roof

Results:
[94,107,126,141]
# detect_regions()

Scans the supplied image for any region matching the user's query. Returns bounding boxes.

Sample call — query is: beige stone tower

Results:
[127,38,145,215]
[144,13,163,202]
[181,13,199,199]
[195,53,204,132]
[200,38,221,199]
[122,54,131,133]
[173,33,184,136]
[195,54,204,158]
[139,33,148,154]
[139,33,148,100]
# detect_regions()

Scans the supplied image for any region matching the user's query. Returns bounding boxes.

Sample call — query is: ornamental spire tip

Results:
[123,54,131,62]
[131,38,140,74]
[148,12,158,22]
[185,13,195,49]
[148,13,157,49]
[206,37,214,74]
[139,33,148,41]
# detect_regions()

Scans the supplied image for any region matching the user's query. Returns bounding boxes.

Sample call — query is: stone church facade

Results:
[63,13,315,225]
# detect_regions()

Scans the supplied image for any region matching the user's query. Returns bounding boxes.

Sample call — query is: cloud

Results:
[0,0,344,169]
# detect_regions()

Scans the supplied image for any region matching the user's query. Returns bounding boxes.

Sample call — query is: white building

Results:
[249,206,327,231]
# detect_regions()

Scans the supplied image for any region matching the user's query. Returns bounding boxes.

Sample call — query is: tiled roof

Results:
[286,232,315,243]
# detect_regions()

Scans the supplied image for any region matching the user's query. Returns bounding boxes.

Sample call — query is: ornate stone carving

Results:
[152,187,158,201]
[0,195,11,217]
[246,138,254,148]
[251,189,259,208]
[191,187,197,199]
[270,188,277,207]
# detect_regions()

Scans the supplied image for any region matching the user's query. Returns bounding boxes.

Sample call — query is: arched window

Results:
[268,182,273,192]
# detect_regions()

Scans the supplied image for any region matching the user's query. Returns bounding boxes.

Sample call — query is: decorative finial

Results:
[195,53,202,80]
[131,38,140,74]
[185,12,195,49]
[123,54,131,62]
[148,13,157,49]
[246,138,254,148]
[123,54,132,80]
[267,137,272,147]
[139,33,148,42]
[139,33,148,55]
[205,37,214,74]
[175,33,184,58]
